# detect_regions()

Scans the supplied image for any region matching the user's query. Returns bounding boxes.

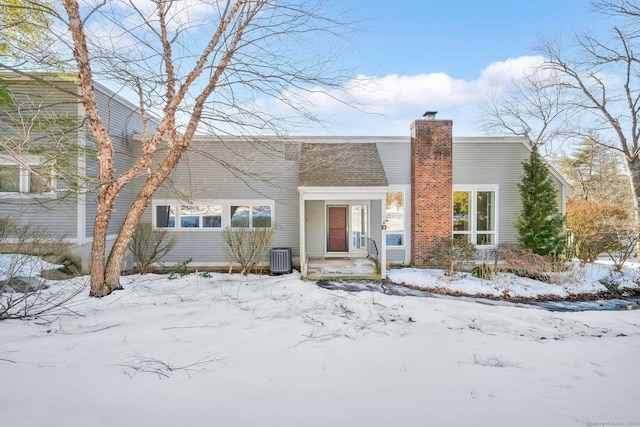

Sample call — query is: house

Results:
[0,74,572,278]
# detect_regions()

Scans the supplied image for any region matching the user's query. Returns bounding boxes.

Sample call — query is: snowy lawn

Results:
[388,259,639,300]
[1,259,639,426]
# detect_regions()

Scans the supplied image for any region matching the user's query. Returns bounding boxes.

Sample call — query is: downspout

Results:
[299,190,307,277]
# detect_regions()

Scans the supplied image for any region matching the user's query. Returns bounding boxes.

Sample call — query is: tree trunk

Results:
[103,147,187,289]
[103,193,154,289]
[89,190,115,296]
[623,157,640,259]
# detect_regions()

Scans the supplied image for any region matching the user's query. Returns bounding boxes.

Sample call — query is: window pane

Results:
[453,191,470,231]
[351,205,367,249]
[477,191,495,232]
[155,205,176,228]
[252,205,272,228]
[453,233,471,244]
[386,233,403,246]
[29,165,50,193]
[202,205,222,228]
[0,165,19,192]
[385,192,404,231]
[477,233,494,245]
[386,192,404,247]
[231,205,250,227]
[180,205,200,228]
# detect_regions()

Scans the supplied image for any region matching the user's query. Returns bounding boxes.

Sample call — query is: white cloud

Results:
[255,56,546,136]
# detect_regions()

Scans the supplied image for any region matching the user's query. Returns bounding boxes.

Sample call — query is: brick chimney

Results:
[410,113,453,265]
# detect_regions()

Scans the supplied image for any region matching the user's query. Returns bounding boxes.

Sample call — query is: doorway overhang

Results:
[298,186,389,201]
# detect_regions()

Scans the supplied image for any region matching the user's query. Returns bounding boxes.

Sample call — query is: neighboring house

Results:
[0,72,159,268]
[0,75,572,278]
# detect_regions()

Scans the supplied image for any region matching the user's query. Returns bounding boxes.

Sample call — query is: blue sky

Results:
[283,0,596,136]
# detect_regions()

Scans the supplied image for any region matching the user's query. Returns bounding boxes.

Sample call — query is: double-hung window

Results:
[453,186,497,246]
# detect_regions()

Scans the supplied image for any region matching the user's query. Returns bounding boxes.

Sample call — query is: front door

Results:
[327,206,348,252]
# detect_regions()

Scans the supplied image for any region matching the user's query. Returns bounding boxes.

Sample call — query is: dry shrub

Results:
[129,224,175,274]
[1,216,84,320]
[566,199,628,263]
[487,243,581,284]
[223,226,274,275]
[490,244,551,281]
[427,237,476,274]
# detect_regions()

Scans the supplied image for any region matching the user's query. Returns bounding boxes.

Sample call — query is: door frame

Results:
[326,205,349,253]
[324,202,370,257]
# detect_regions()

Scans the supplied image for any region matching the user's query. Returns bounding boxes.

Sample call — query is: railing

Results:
[367,237,379,261]
[367,238,381,275]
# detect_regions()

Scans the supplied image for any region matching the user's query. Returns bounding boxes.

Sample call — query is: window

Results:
[231,205,272,228]
[0,165,19,192]
[0,160,53,194]
[453,188,497,246]
[156,204,222,229]
[351,205,368,250]
[180,205,201,228]
[202,205,222,228]
[153,201,272,230]
[385,191,404,246]
[29,165,52,193]
[155,205,176,228]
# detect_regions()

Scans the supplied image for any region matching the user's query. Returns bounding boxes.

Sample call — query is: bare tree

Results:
[50,0,350,296]
[478,0,640,257]
[478,67,577,154]
[556,136,631,210]
[537,0,640,256]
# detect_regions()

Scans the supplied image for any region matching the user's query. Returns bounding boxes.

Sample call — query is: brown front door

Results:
[328,206,348,252]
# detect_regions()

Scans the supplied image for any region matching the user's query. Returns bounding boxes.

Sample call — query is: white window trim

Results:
[453,185,499,248]
[152,199,274,231]
[385,189,406,248]
[0,156,56,198]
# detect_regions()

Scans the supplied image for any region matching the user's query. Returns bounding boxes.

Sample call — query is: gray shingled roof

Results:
[298,143,389,187]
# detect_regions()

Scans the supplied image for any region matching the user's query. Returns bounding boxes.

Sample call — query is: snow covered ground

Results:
[1,258,639,426]
[388,259,640,299]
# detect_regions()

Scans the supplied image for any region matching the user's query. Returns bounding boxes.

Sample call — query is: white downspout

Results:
[380,195,387,279]
[299,191,307,277]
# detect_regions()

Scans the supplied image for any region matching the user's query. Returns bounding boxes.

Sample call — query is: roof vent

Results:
[423,111,438,120]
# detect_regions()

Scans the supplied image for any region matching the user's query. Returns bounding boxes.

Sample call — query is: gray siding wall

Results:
[377,141,411,185]
[84,87,154,238]
[0,77,80,239]
[305,200,325,259]
[143,139,300,265]
[377,141,410,263]
[369,199,383,259]
[453,139,566,244]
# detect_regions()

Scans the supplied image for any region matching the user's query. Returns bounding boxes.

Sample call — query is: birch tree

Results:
[55,0,349,296]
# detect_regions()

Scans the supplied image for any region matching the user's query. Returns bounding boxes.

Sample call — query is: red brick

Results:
[410,119,453,265]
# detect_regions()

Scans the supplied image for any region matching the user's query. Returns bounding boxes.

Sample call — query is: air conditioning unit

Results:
[270,248,292,275]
